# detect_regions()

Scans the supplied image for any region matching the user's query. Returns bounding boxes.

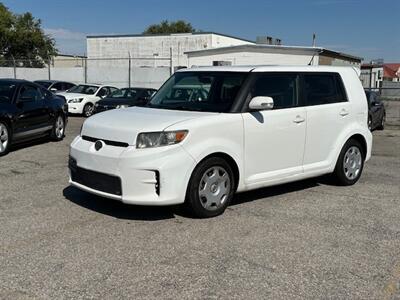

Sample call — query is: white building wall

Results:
[187,50,318,67]
[87,33,253,69]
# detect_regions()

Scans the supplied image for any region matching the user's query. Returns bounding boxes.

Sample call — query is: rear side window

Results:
[303,73,347,106]
[250,73,298,109]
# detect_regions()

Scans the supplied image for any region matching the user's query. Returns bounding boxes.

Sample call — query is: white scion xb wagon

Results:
[69,66,372,217]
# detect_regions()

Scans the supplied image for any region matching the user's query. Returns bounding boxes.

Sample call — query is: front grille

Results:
[81,135,129,148]
[69,156,122,196]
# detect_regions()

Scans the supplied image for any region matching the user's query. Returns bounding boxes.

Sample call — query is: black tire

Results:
[332,139,364,186]
[368,115,373,131]
[50,114,65,141]
[377,113,385,130]
[0,121,11,157]
[83,103,94,117]
[185,157,235,218]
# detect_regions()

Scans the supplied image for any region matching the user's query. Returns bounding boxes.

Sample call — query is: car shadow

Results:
[231,177,321,206]
[9,136,52,153]
[63,186,179,221]
[63,176,335,220]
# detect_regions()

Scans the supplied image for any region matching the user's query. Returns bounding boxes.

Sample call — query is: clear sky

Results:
[2,0,399,61]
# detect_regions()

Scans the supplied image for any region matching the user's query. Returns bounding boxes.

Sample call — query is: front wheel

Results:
[83,103,94,117]
[185,157,235,218]
[332,139,364,186]
[0,122,11,156]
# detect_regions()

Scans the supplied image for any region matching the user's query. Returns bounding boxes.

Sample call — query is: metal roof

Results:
[177,65,360,73]
[184,44,362,62]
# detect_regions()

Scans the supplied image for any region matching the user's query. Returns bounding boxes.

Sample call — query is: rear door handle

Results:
[340,109,349,116]
[293,115,305,124]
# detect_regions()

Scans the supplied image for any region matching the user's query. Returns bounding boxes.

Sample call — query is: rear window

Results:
[304,73,347,106]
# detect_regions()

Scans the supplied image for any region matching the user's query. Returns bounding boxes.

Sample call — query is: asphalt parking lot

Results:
[0,117,399,299]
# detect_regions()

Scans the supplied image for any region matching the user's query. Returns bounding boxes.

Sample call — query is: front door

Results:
[242,72,306,186]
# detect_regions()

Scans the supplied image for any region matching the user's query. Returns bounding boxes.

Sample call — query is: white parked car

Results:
[69,66,372,218]
[58,84,118,117]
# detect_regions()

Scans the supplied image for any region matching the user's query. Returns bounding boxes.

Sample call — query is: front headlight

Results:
[116,104,129,109]
[69,98,84,103]
[136,130,188,149]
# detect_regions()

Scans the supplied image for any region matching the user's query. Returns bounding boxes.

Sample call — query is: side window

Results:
[109,87,118,94]
[65,83,75,91]
[250,73,298,109]
[52,82,63,91]
[41,88,52,99]
[127,89,138,98]
[97,87,108,97]
[19,85,41,102]
[218,75,244,104]
[303,73,347,106]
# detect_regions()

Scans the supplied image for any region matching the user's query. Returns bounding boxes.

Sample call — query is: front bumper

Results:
[68,103,84,114]
[69,136,196,205]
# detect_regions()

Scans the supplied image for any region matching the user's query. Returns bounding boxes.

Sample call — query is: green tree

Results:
[143,20,197,34]
[0,3,57,67]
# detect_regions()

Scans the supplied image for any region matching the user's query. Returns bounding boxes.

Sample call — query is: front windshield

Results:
[0,82,16,103]
[35,81,52,88]
[109,88,138,99]
[149,72,247,112]
[67,84,98,95]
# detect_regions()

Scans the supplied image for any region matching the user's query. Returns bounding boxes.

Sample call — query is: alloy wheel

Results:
[0,123,9,154]
[55,116,64,139]
[84,104,94,117]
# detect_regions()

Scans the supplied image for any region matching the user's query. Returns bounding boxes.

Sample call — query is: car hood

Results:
[82,106,214,145]
[58,92,92,100]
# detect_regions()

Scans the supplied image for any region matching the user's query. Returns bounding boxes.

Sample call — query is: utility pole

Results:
[128,51,131,88]
[312,33,316,47]
[170,47,173,75]
[48,59,51,80]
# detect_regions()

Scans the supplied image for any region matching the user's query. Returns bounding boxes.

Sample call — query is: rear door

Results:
[13,84,49,139]
[242,72,307,185]
[302,72,349,171]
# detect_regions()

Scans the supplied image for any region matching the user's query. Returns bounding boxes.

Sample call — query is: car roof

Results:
[177,65,359,73]
[0,78,29,83]
[34,80,57,83]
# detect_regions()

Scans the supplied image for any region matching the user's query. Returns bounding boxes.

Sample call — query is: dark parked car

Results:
[0,79,68,156]
[365,90,385,131]
[94,87,156,114]
[34,80,76,93]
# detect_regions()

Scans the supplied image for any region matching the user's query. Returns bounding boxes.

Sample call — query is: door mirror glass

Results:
[249,96,274,110]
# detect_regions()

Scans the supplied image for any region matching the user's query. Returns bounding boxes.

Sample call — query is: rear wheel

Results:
[50,115,65,141]
[83,103,94,117]
[377,113,385,130]
[333,139,364,185]
[0,122,11,156]
[185,157,235,218]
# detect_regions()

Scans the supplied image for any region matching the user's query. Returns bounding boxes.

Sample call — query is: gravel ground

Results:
[0,117,399,300]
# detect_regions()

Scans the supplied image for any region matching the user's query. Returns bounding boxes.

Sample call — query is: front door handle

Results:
[340,109,349,116]
[293,115,305,123]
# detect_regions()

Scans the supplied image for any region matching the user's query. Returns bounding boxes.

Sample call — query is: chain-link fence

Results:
[0,56,174,89]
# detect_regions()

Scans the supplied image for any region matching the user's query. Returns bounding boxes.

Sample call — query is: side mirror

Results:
[249,96,274,110]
